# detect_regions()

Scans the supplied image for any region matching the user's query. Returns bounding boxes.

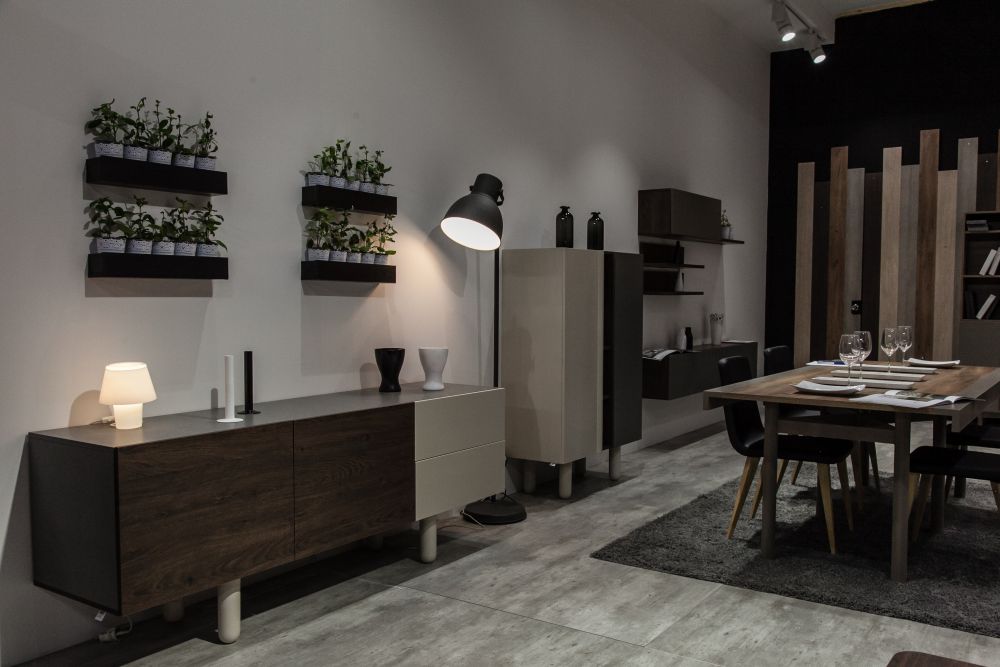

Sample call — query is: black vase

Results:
[375,348,405,392]
[556,206,574,248]
[587,212,604,250]
[684,327,694,351]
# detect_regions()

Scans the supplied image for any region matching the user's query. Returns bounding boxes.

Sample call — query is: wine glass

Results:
[880,327,898,372]
[853,330,872,374]
[897,325,913,365]
[839,334,860,385]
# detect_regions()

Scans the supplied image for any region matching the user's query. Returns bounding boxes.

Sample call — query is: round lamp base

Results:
[462,495,527,525]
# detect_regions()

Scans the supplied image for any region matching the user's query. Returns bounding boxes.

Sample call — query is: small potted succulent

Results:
[357,145,376,193]
[120,196,156,254]
[85,100,125,158]
[305,208,333,261]
[193,202,226,256]
[346,227,365,263]
[193,112,218,170]
[122,97,149,161]
[370,149,392,196]
[371,214,397,265]
[329,209,351,261]
[306,147,332,187]
[171,199,198,256]
[172,114,196,168]
[146,100,175,165]
[330,139,350,188]
[721,209,732,240]
[85,198,126,253]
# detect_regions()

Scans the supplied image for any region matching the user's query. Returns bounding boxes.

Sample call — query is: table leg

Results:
[891,414,912,583]
[762,404,779,559]
[930,417,947,532]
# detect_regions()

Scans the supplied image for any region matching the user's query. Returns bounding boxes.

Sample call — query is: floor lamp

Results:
[440,173,527,525]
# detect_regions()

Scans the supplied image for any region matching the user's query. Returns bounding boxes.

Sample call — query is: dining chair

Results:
[719,355,855,554]
[909,446,1000,540]
[945,416,1000,498]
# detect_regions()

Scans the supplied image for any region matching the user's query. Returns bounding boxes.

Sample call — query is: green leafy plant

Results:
[193,111,218,157]
[85,197,126,238]
[720,209,730,227]
[354,144,370,182]
[369,149,392,185]
[85,100,125,144]
[145,100,176,151]
[157,198,195,241]
[347,225,369,253]
[336,139,353,178]
[173,114,195,156]
[306,208,334,249]
[117,196,156,240]
[122,97,149,147]
[370,214,398,255]
[330,210,352,251]
[193,201,226,249]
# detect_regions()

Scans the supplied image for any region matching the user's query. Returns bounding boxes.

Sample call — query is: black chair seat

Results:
[947,420,1000,450]
[910,446,1000,483]
[781,406,822,420]
[744,434,854,464]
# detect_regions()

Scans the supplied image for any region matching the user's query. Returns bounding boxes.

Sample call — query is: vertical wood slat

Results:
[915,129,940,358]
[826,147,849,357]
[810,182,831,361]
[976,153,997,212]
[860,173,883,339]
[898,165,920,330]
[843,168,865,334]
[794,162,815,367]
[956,139,979,348]
[878,147,903,359]
[996,130,1000,209]
[932,171,959,359]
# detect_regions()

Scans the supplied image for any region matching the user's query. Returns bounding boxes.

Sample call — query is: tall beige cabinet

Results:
[501,248,607,499]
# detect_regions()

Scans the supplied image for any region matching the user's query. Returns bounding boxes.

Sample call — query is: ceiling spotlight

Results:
[807,32,827,63]
[772,1,796,42]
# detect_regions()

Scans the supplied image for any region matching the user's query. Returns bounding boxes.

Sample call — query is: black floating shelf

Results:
[300,261,396,283]
[643,262,705,271]
[643,290,705,296]
[639,233,744,246]
[301,186,397,215]
[87,254,228,279]
[85,157,228,196]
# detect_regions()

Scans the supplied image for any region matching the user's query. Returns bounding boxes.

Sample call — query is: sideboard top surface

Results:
[30,383,501,449]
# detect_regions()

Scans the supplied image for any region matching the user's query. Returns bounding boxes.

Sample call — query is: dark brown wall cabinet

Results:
[638,188,722,242]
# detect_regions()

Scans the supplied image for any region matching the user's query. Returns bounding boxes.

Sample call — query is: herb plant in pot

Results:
[721,209,732,240]
[193,112,218,170]
[120,196,156,254]
[85,100,125,158]
[193,202,226,256]
[346,227,364,263]
[371,214,397,265]
[361,223,377,264]
[85,198,126,253]
[370,149,392,196]
[146,100,176,165]
[305,208,333,261]
[330,139,349,188]
[306,148,331,187]
[357,145,376,193]
[168,199,197,256]
[346,146,362,191]
[172,115,196,168]
[329,210,351,261]
[122,97,149,161]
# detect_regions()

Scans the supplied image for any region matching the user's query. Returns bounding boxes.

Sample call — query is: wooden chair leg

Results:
[850,444,865,510]
[910,474,932,542]
[752,459,789,519]
[908,473,919,513]
[867,443,881,493]
[790,460,803,485]
[991,482,1000,513]
[836,460,854,531]
[944,475,954,499]
[817,464,837,554]
[727,457,760,539]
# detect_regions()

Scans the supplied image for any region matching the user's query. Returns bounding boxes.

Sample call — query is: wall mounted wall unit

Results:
[87,254,229,280]
[301,186,397,215]
[300,261,396,283]
[638,188,741,244]
[958,211,1000,365]
[643,342,758,401]
[85,157,228,196]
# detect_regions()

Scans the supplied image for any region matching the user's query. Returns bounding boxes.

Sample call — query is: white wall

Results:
[0,1,769,662]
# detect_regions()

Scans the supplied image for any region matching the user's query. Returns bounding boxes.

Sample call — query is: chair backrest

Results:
[718,355,764,457]
[763,345,794,376]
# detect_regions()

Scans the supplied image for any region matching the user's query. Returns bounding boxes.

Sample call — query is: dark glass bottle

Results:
[587,211,604,250]
[556,206,574,248]
[684,327,693,351]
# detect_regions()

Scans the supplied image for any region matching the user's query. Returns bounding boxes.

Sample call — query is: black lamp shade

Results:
[440,173,504,251]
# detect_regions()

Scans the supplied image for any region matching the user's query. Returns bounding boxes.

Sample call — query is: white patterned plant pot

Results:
[346,252,362,263]
[151,241,175,255]
[195,156,217,171]
[124,145,148,161]
[196,243,221,257]
[305,173,330,187]
[125,239,153,254]
[330,176,347,189]
[346,179,361,191]
[306,247,330,261]
[375,184,389,196]
[374,253,389,265]
[173,153,195,168]
[89,142,124,158]
[91,237,126,254]
[329,250,347,262]
[174,241,197,256]
[361,253,376,264]
[148,149,173,165]
[360,182,376,194]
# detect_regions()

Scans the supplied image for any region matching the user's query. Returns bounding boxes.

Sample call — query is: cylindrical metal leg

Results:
[163,600,184,623]
[365,535,384,550]
[609,447,621,481]
[217,579,241,644]
[419,516,437,563]
[558,462,573,499]
[522,461,536,494]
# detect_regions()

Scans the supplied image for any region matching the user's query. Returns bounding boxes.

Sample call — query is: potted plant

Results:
[710,312,725,345]
[152,198,188,255]
[85,198,126,253]
[346,227,365,263]
[721,209,732,240]
[361,223,377,263]
[306,147,331,187]
[122,97,149,161]
[146,100,176,165]
[169,199,197,256]
[330,139,349,188]
[85,100,125,158]
[193,111,218,170]
[193,202,226,256]
[346,145,364,191]
[329,209,351,261]
[356,145,376,193]
[119,196,156,254]
[371,214,397,265]
[305,208,333,261]
[370,149,392,195]
[172,114,196,168]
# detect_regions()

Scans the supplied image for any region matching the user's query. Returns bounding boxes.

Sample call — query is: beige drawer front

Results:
[415,441,505,520]
[414,389,505,460]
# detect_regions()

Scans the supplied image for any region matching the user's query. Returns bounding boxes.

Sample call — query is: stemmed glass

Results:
[897,325,913,365]
[880,327,898,373]
[839,334,860,385]
[853,330,872,376]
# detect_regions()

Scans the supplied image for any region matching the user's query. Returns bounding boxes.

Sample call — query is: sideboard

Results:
[28,383,504,643]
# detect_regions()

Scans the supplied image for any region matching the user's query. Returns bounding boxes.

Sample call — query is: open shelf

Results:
[963,274,1000,280]
[643,342,758,400]
[301,186,397,215]
[85,157,228,196]
[639,233,744,246]
[300,261,396,283]
[643,262,705,271]
[87,253,228,279]
[643,290,705,296]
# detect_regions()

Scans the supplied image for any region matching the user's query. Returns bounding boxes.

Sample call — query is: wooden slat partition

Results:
[977,153,997,216]
[915,129,940,358]
[996,130,1000,209]
[843,168,865,334]
[795,162,815,366]
[878,147,902,358]
[826,147,849,357]
[860,173,883,338]
[810,182,831,361]
[898,165,919,331]
[932,171,959,359]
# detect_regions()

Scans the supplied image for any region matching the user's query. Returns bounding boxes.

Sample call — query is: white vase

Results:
[711,320,723,346]
[419,347,448,391]
[675,327,687,350]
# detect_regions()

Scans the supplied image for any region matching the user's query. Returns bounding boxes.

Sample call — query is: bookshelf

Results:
[958,212,1000,367]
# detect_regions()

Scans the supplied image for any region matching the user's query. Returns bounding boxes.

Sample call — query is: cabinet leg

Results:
[609,447,621,481]
[163,599,184,622]
[558,463,573,499]
[419,516,437,563]
[365,535,384,550]
[217,579,241,644]
[523,461,536,494]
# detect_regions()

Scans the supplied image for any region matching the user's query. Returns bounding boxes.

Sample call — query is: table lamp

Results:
[99,362,157,429]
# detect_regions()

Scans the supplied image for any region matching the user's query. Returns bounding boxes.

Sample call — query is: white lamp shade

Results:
[99,362,157,406]
[441,217,502,251]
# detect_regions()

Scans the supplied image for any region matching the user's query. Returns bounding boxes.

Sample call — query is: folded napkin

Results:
[794,380,866,395]
[810,376,914,390]
[906,358,960,368]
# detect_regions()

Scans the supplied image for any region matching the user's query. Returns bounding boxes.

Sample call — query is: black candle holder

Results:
[237,350,261,414]
[375,348,405,392]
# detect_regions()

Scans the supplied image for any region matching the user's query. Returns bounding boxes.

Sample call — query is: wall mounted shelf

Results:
[87,254,229,279]
[643,262,705,271]
[300,261,396,283]
[639,233,744,246]
[85,157,228,196]
[643,290,705,296]
[643,342,757,400]
[300,186,397,215]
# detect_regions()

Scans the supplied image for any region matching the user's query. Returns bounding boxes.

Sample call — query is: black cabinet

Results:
[643,342,758,401]
[603,252,643,448]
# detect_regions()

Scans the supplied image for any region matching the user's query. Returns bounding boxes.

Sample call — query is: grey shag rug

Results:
[592,467,1000,638]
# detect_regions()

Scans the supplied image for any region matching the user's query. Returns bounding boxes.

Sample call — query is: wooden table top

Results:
[703,365,1000,427]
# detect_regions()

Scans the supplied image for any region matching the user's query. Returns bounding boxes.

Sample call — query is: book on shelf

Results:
[991,246,1000,275]
[979,248,998,275]
[975,293,997,320]
[642,348,680,361]
[966,219,989,232]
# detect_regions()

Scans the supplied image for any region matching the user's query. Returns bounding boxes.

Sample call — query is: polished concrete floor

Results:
[26,423,1000,667]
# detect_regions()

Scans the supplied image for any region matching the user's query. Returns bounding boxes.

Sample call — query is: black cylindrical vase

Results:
[556,206,574,248]
[587,212,604,250]
[375,348,405,392]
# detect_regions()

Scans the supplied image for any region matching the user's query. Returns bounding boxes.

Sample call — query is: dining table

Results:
[703,363,1000,582]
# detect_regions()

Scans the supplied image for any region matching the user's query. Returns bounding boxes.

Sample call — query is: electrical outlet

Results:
[850,300,862,315]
